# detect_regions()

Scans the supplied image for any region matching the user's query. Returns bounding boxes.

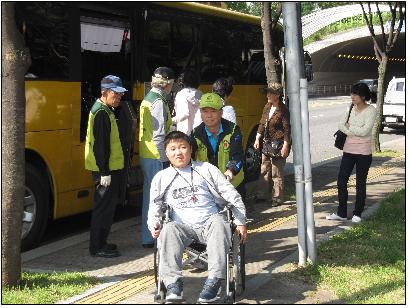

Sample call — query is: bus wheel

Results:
[22,164,50,251]
[244,128,261,182]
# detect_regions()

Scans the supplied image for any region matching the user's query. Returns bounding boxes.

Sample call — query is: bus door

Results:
[72,11,135,206]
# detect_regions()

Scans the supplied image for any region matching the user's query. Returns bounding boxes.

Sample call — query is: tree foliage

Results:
[226,2,262,16]
[301,2,351,16]
[227,2,351,17]
[359,1,405,152]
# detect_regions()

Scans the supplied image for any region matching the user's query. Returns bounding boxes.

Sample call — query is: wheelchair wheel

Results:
[226,233,246,303]
[154,243,166,304]
[232,234,245,297]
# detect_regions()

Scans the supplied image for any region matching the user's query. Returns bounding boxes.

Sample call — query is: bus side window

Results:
[145,19,171,78]
[245,51,267,85]
[200,21,262,84]
[145,11,199,81]
[15,2,71,79]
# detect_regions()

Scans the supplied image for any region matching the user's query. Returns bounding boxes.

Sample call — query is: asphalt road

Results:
[37,96,405,248]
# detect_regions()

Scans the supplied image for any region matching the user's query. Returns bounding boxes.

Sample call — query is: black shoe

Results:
[142,243,154,249]
[104,243,118,251]
[271,198,283,207]
[91,248,120,258]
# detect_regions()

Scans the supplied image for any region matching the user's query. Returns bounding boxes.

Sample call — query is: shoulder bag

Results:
[262,115,284,158]
[334,104,354,150]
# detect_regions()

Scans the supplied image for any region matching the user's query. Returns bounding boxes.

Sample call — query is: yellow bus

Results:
[16,2,283,250]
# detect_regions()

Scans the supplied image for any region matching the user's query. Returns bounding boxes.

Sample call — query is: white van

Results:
[381,77,405,131]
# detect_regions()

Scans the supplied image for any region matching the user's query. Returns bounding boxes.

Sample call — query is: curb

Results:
[22,217,139,262]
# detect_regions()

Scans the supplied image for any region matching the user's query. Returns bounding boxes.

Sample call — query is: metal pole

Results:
[300,78,317,264]
[283,2,306,266]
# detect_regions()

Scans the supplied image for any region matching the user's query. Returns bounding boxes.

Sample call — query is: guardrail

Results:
[308,84,352,96]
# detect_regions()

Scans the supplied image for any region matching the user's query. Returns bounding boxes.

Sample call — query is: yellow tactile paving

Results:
[74,157,403,304]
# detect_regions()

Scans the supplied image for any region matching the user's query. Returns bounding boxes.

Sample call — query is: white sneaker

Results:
[326,213,347,221]
[351,215,362,223]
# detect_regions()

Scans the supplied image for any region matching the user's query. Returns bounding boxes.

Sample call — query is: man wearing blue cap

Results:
[85,75,127,258]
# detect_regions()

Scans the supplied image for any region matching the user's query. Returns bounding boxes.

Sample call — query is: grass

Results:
[2,271,99,304]
[373,149,403,158]
[290,188,405,304]
[284,183,296,201]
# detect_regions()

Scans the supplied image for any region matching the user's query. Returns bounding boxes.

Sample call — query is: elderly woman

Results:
[253,83,291,207]
[327,82,376,223]
[139,66,175,248]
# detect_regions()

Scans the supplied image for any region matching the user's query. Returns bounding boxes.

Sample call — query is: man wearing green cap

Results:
[191,93,245,198]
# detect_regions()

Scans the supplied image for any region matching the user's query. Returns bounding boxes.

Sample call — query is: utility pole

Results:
[300,78,316,264]
[282,2,306,266]
[283,2,317,266]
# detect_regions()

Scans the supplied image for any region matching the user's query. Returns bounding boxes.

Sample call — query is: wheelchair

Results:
[153,204,246,304]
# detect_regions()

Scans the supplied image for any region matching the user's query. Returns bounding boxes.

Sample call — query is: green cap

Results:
[199,92,223,110]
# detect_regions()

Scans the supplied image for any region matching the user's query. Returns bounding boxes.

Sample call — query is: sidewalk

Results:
[22,139,405,304]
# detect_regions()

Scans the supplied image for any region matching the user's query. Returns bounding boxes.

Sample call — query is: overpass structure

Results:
[301,4,392,39]
[301,4,406,95]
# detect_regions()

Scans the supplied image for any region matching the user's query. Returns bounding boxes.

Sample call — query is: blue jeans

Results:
[140,157,164,245]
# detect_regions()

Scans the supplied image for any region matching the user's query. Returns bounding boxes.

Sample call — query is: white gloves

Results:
[100,175,111,187]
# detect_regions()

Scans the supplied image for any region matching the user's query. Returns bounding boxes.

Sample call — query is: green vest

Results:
[139,90,172,159]
[84,100,124,171]
[194,127,244,188]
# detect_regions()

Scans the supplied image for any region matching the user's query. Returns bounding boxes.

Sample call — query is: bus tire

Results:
[22,164,50,251]
[244,127,261,182]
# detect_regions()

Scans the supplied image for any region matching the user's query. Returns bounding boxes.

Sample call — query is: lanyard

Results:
[173,166,197,203]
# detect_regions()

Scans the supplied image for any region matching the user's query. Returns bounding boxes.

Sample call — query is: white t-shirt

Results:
[164,165,219,228]
[268,106,276,119]
[222,105,237,124]
[193,108,202,129]
[172,88,202,135]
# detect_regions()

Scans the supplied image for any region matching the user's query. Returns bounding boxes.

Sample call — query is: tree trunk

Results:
[372,55,388,153]
[2,2,31,287]
[261,2,280,83]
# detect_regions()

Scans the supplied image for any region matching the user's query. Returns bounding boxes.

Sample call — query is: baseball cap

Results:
[199,93,224,110]
[101,75,127,93]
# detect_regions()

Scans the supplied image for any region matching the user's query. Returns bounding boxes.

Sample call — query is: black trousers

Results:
[337,153,372,218]
[89,170,122,254]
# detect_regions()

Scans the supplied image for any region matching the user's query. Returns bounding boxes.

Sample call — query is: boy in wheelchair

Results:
[148,131,247,303]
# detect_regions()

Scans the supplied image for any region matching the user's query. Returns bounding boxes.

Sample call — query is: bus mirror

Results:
[305,64,313,82]
[304,51,313,82]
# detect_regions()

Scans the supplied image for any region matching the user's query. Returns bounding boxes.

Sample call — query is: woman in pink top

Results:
[172,69,202,135]
[327,83,376,223]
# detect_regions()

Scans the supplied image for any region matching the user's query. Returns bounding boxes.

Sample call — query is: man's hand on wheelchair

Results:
[224,169,234,182]
[236,225,247,244]
[151,222,161,239]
